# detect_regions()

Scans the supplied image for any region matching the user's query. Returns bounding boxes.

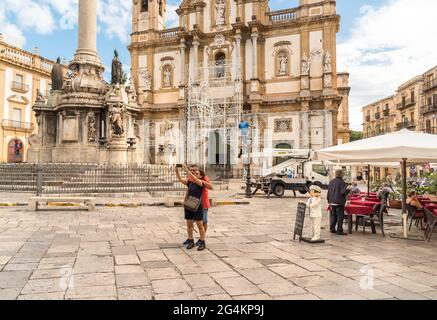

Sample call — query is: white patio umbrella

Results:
[316,129,437,239]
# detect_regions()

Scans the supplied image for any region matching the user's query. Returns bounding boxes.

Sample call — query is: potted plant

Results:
[388,190,402,209]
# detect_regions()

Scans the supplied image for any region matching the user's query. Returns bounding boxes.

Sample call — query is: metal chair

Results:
[406,204,425,231]
[423,208,437,242]
[358,203,386,237]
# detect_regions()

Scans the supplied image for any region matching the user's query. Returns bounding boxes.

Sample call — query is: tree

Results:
[350,131,363,142]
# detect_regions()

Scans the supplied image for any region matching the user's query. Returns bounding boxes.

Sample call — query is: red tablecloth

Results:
[424,204,437,210]
[345,205,374,215]
[434,209,437,216]
[420,200,437,205]
[350,200,380,207]
[364,197,379,202]
[360,192,377,196]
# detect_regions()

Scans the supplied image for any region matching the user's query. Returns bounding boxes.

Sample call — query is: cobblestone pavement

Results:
[0,195,436,300]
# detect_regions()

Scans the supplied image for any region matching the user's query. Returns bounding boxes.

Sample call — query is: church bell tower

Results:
[132,0,167,34]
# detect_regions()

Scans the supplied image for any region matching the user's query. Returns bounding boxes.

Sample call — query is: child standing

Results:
[307,185,323,241]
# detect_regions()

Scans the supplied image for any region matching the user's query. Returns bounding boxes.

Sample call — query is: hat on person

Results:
[309,185,322,193]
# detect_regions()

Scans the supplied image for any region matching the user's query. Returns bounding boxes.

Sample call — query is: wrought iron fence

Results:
[0,163,187,194]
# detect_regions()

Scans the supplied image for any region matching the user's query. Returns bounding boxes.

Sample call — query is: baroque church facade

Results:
[130,0,350,173]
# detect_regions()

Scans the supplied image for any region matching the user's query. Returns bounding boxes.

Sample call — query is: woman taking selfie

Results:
[175,164,206,251]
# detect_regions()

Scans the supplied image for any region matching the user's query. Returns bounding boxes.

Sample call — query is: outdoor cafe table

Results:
[345,205,375,234]
[350,200,380,207]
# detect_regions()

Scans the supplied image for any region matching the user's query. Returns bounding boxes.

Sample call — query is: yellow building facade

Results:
[0,37,63,163]
[421,66,437,134]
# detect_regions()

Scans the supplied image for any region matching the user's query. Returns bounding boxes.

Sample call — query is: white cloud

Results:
[338,0,437,131]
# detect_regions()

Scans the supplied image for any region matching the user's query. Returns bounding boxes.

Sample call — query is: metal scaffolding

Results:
[186,60,243,168]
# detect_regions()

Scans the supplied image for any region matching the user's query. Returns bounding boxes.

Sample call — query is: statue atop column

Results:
[111,49,123,85]
[51,57,64,90]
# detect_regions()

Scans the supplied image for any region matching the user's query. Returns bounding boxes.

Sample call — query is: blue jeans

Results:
[203,209,209,224]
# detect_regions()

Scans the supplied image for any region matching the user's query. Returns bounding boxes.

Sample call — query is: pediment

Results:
[7,95,29,105]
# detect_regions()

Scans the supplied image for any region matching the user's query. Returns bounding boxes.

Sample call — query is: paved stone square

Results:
[0,195,436,300]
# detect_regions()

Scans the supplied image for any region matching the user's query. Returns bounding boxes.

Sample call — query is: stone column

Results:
[193,39,200,82]
[300,101,311,150]
[75,0,99,63]
[180,39,186,85]
[235,34,242,80]
[179,39,186,100]
[251,33,258,79]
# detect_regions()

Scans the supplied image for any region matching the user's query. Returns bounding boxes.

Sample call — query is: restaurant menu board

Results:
[293,202,307,241]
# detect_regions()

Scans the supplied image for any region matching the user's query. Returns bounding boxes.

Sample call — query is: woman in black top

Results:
[175,165,207,251]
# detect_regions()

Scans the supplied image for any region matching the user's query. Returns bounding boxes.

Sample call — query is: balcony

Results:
[2,120,34,133]
[397,100,415,110]
[375,112,381,120]
[424,78,437,92]
[422,103,437,114]
[268,9,298,24]
[383,109,390,117]
[397,120,415,130]
[11,81,30,93]
[158,27,179,40]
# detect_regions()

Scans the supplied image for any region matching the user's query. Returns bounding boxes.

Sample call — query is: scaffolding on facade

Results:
[186,60,243,169]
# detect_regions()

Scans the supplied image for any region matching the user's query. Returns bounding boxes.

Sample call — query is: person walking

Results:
[175,165,207,251]
[327,170,351,235]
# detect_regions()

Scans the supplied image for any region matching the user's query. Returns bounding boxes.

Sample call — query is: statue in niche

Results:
[140,68,152,91]
[51,57,64,90]
[88,113,97,142]
[323,50,332,73]
[301,53,309,75]
[133,119,140,139]
[141,0,148,12]
[215,0,225,26]
[278,52,288,76]
[163,65,172,87]
[109,103,126,137]
[111,50,123,85]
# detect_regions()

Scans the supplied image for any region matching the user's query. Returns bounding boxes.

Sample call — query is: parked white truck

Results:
[249,149,331,197]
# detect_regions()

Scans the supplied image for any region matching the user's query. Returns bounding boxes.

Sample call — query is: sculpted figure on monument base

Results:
[109,103,126,137]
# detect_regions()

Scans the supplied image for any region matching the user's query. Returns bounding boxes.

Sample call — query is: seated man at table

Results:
[378,183,393,203]
[350,182,361,195]
[407,191,423,210]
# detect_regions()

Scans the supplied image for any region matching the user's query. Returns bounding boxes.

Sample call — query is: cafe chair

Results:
[406,204,425,231]
[423,208,437,242]
[357,203,386,237]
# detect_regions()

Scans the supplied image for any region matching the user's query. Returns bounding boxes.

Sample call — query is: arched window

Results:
[141,0,148,12]
[215,52,226,78]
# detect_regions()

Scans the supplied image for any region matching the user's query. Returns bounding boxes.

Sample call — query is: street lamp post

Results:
[244,122,253,198]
